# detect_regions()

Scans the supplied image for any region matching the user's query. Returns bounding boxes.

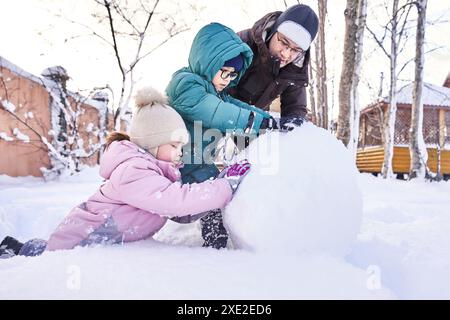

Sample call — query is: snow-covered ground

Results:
[1,171,449,299]
[348,174,450,299]
[1,131,450,299]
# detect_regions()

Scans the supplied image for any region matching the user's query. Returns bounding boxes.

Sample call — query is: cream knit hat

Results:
[130,87,189,157]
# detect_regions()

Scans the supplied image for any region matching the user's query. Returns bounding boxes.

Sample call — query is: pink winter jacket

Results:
[46,140,233,251]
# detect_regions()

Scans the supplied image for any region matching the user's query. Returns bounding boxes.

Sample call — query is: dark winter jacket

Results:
[228,12,310,118]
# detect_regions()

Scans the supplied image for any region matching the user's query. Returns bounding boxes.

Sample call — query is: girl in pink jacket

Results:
[0,87,250,258]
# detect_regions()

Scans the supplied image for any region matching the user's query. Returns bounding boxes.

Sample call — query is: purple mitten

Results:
[226,160,251,177]
[221,160,251,194]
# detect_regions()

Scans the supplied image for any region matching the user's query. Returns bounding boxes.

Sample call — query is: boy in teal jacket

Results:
[166,23,275,249]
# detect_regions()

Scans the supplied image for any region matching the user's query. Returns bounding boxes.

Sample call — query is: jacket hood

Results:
[187,23,253,86]
[99,140,150,179]
[99,140,182,181]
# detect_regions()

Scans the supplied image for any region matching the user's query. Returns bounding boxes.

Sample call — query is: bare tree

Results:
[366,0,414,178]
[59,0,199,131]
[308,61,317,124]
[337,0,355,146]
[384,0,401,179]
[337,0,367,157]
[409,0,430,179]
[314,0,329,129]
[101,0,200,130]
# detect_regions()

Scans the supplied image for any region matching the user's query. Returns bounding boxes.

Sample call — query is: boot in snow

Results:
[201,209,228,249]
[0,236,24,259]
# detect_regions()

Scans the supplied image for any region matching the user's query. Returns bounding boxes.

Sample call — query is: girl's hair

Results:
[105,131,130,149]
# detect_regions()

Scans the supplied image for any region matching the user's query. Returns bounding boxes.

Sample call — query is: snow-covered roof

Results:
[382,82,450,108]
[67,91,108,112]
[0,55,107,112]
[41,66,69,81]
[0,55,42,85]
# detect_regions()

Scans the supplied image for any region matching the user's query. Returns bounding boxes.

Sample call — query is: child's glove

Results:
[279,116,305,131]
[218,159,251,194]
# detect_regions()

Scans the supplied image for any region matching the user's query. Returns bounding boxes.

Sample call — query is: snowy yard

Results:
[1,166,449,299]
[1,0,450,302]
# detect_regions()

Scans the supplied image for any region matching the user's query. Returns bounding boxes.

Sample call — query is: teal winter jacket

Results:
[166,23,270,183]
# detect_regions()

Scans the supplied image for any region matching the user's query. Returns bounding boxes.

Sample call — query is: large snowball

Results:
[223,123,363,256]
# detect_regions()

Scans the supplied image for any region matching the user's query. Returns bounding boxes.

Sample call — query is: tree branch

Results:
[0,106,47,141]
[136,25,191,64]
[396,3,414,46]
[112,3,141,34]
[103,0,126,80]
[129,0,160,71]
[397,46,444,75]
[58,15,113,48]
[366,23,391,58]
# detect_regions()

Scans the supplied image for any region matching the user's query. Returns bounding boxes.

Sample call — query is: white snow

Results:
[12,128,30,143]
[383,82,450,107]
[1,100,16,113]
[85,123,94,133]
[0,132,14,142]
[1,128,450,299]
[25,111,34,119]
[76,138,84,148]
[348,174,450,299]
[0,1,448,299]
[41,66,69,79]
[224,123,363,256]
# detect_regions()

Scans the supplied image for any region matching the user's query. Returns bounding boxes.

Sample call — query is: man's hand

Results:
[279,116,305,132]
[259,116,280,131]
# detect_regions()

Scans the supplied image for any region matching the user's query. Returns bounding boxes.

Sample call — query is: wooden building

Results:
[357,75,450,177]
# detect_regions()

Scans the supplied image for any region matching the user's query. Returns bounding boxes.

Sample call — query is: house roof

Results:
[0,55,107,112]
[382,82,450,108]
[0,55,42,84]
[443,71,450,88]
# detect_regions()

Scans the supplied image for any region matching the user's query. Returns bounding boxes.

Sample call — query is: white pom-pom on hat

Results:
[130,87,189,157]
[134,86,168,108]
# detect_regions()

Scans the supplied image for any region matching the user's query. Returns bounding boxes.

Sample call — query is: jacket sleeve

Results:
[171,76,256,133]
[118,164,233,217]
[237,29,252,45]
[280,84,308,118]
[226,95,269,132]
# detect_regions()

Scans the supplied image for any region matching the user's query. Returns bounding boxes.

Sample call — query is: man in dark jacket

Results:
[229,4,319,131]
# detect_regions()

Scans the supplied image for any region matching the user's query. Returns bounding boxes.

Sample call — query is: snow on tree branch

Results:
[1,100,16,113]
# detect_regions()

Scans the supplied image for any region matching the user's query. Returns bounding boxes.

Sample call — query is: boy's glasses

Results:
[220,69,239,80]
[276,32,305,57]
